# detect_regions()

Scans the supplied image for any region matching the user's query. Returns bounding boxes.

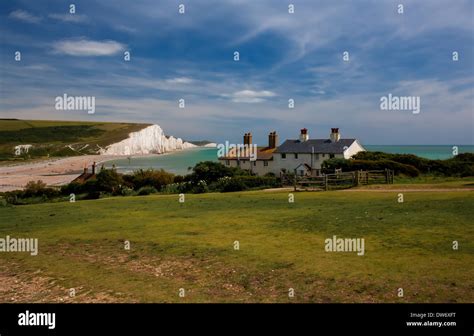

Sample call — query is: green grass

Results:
[0,119,150,161]
[0,189,473,303]
[360,176,474,190]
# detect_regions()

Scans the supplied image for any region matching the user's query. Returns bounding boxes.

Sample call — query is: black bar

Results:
[0,303,472,335]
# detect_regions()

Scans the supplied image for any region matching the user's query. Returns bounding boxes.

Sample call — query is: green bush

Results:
[322,158,420,177]
[22,180,61,198]
[137,186,158,195]
[353,151,473,177]
[233,176,281,189]
[96,168,123,193]
[217,177,246,192]
[161,182,193,194]
[127,169,174,190]
[192,180,208,194]
[188,161,248,184]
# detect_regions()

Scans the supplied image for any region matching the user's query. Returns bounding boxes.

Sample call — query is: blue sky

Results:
[0,0,473,145]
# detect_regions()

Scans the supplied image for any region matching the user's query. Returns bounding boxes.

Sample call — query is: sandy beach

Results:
[0,155,119,192]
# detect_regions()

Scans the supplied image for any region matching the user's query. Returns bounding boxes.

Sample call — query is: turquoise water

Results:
[364,145,474,160]
[105,145,474,175]
[104,147,219,175]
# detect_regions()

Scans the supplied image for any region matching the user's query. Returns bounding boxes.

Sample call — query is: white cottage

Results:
[219,128,365,176]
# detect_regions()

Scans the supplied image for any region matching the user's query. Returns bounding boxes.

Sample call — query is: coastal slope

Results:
[0,119,195,161]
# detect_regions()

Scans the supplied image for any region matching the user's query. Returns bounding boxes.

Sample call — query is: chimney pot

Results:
[299,128,309,142]
[330,128,341,142]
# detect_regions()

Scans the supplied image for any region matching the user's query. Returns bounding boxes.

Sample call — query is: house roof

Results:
[72,172,95,183]
[274,139,356,154]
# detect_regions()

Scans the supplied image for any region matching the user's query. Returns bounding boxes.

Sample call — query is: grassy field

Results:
[0,119,150,161]
[0,188,472,303]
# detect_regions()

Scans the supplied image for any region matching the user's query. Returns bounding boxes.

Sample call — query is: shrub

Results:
[233,176,281,189]
[96,168,123,193]
[173,175,185,183]
[23,180,61,198]
[322,158,420,177]
[188,161,247,184]
[129,169,174,190]
[352,151,474,177]
[119,186,135,196]
[161,182,193,194]
[217,177,246,192]
[192,180,208,194]
[137,186,158,195]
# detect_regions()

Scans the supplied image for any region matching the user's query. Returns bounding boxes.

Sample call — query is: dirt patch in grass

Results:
[0,262,121,303]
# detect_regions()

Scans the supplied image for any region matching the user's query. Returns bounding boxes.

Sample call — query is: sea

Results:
[104,145,474,176]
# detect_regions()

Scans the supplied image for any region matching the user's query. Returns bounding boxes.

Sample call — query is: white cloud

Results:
[114,25,138,33]
[52,38,126,56]
[225,90,276,103]
[48,13,88,23]
[9,10,42,23]
[166,77,193,84]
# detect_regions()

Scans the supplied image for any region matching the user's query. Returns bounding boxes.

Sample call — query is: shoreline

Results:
[0,148,203,192]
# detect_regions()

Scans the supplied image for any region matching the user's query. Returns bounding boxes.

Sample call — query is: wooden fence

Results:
[283,169,394,191]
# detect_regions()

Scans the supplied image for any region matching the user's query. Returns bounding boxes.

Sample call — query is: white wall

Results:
[343,140,365,159]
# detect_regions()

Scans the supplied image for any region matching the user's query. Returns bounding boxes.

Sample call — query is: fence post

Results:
[293,174,297,192]
[325,174,328,191]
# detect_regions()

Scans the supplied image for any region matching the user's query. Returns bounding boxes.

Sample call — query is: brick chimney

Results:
[300,128,309,142]
[330,128,340,142]
[268,131,279,148]
[92,161,96,175]
[243,132,252,145]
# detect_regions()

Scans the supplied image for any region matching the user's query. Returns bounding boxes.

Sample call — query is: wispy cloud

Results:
[166,77,194,84]
[48,13,88,23]
[52,38,126,56]
[9,9,42,23]
[224,90,277,103]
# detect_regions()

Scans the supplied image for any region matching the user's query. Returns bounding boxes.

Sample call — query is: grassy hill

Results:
[0,119,151,161]
[0,189,472,303]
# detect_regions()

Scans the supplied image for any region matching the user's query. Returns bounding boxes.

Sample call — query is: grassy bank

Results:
[0,189,472,303]
[0,119,150,161]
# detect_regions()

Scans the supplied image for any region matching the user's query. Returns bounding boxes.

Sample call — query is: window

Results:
[322,154,325,158]
[329,154,335,159]
[294,153,298,159]
[253,161,256,166]
[281,153,286,159]
[264,161,268,166]
[225,160,230,166]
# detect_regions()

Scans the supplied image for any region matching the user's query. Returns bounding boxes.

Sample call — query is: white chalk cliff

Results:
[100,124,196,155]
